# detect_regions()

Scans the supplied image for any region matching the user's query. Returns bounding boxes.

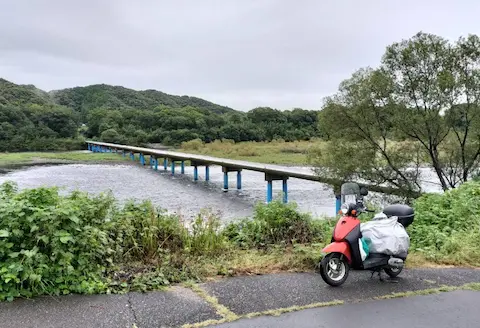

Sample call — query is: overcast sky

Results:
[1,0,480,111]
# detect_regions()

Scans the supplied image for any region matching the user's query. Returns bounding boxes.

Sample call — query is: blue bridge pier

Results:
[265,173,289,204]
[190,161,211,182]
[221,167,243,192]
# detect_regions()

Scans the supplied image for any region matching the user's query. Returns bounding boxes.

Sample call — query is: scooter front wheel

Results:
[319,253,350,287]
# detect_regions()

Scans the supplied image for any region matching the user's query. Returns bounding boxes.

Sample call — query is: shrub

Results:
[0,182,115,301]
[280,145,306,154]
[205,139,235,154]
[409,181,480,264]
[110,201,188,260]
[181,138,205,151]
[235,143,258,157]
[17,137,85,152]
[100,128,123,144]
[411,181,480,249]
[224,201,326,248]
[221,138,235,145]
[0,182,230,301]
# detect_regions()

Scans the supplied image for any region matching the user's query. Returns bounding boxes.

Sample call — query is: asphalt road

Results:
[1,269,479,328]
[201,268,480,315]
[214,290,480,328]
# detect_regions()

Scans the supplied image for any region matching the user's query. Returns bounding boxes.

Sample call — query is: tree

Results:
[100,129,122,143]
[314,68,423,197]
[382,32,454,190]
[384,32,480,189]
[315,31,480,194]
[441,35,480,185]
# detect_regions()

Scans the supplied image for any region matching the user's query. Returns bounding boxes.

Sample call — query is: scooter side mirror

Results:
[360,186,368,196]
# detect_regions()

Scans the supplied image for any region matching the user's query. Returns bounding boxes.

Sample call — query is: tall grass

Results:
[115,203,227,258]
[179,138,322,164]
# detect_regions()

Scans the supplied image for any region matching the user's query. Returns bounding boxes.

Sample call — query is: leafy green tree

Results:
[315,31,480,193]
[100,129,122,143]
[385,32,480,189]
[314,68,423,196]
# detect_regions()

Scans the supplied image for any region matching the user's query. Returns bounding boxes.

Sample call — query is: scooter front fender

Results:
[322,241,351,264]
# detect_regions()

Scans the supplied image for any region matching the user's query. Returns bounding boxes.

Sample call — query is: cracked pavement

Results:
[0,268,479,328]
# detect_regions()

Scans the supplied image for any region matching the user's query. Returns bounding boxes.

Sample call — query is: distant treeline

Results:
[0,79,321,152]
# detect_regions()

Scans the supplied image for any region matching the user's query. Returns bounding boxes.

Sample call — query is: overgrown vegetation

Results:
[0,182,327,301]
[409,181,480,266]
[1,178,480,302]
[0,182,113,301]
[223,201,328,248]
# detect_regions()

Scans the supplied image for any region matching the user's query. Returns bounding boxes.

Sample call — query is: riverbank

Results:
[0,151,128,172]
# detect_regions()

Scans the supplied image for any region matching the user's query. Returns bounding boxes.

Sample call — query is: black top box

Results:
[383,204,414,228]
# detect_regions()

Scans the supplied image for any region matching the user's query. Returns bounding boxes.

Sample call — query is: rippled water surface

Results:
[0,164,336,221]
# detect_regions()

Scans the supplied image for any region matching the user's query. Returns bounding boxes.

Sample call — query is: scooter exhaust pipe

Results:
[388,258,404,268]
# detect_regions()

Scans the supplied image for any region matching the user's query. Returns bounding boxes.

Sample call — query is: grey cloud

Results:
[1,0,480,110]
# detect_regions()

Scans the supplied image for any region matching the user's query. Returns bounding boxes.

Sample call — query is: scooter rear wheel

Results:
[319,253,350,287]
[384,266,403,278]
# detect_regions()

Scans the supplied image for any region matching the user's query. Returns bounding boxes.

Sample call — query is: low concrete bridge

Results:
[86,141,413,211]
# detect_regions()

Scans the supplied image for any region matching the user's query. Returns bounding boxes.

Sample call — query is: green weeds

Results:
[223,201,330,248]
[2,179,480,302]
[0,182,114,301]
[0,182,327,301]
[409,181,480,266]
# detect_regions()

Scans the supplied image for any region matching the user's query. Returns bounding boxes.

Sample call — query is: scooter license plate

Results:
[344,194,356,204]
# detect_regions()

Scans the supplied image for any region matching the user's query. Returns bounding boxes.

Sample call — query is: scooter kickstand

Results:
[377,271,384,282]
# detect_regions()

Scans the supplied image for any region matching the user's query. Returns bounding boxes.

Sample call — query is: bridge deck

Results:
[86,141,415,198]
[88,141,322,181]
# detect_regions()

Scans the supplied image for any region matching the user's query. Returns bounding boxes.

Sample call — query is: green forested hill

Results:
[0,79,53,106]
[0,78,321,152]
[51,84,235,117]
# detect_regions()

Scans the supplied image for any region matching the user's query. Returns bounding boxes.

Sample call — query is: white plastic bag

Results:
[360,216,410,256]
[372,212,388,221]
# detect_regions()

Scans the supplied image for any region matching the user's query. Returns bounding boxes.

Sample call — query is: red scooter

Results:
[318,201,414,287]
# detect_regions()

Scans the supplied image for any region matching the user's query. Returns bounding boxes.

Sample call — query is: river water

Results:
[0,163,442,221]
